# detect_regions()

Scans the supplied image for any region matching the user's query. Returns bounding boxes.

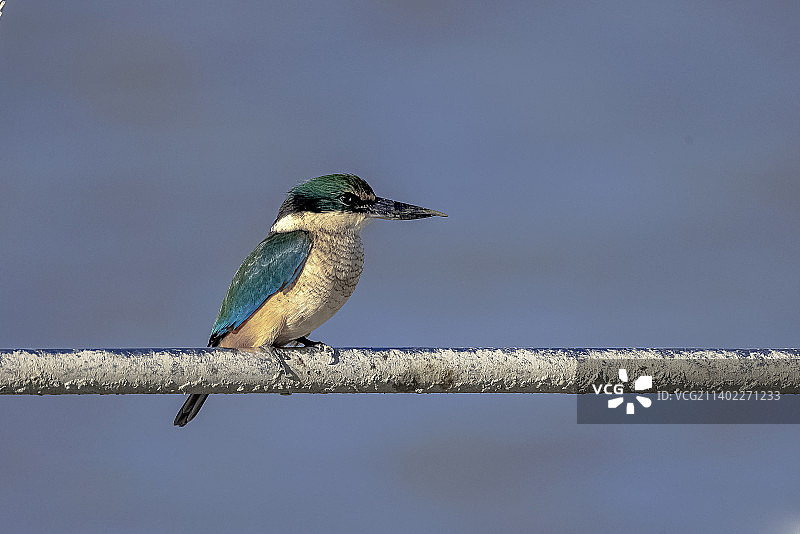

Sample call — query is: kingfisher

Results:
[174,173,446,426]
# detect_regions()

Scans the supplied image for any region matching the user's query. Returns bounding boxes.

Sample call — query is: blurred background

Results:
[2,1,799,532]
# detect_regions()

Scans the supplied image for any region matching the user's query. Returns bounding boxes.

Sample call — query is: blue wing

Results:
[208,230,311,346]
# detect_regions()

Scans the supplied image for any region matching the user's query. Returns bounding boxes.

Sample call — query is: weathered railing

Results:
[1,348,799,395]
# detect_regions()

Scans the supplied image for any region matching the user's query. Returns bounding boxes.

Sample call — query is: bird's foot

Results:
[294,336,324,347]
[293,336,337,365]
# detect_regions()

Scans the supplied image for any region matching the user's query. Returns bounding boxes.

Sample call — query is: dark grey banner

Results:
[576,356,800,424]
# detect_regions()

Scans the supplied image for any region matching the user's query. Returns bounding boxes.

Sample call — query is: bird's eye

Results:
[341,192,359,206]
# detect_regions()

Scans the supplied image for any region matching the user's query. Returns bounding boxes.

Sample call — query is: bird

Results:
[174,173,446,426]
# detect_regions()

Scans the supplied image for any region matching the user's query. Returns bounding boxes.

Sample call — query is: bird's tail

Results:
[174,394,209,427]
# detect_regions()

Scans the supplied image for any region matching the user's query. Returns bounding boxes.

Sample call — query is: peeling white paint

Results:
[0,348,798,395]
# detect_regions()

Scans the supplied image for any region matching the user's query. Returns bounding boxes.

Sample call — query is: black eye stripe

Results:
[341,192,377,210]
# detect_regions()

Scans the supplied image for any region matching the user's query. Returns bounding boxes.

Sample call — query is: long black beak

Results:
[368,197,447,220]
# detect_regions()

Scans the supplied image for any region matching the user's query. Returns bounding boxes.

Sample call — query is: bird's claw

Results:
[294,335,324,348]
[293,336,336,364]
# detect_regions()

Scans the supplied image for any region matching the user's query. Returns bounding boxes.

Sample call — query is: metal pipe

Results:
[1,348,799,395]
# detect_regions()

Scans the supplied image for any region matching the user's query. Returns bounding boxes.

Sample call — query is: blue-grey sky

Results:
[2,2,800,532]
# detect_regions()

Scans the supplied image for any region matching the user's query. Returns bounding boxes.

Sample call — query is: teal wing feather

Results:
[208,230,311,346]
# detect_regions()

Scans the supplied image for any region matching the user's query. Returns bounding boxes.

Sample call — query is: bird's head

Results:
[271,174,446,233]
